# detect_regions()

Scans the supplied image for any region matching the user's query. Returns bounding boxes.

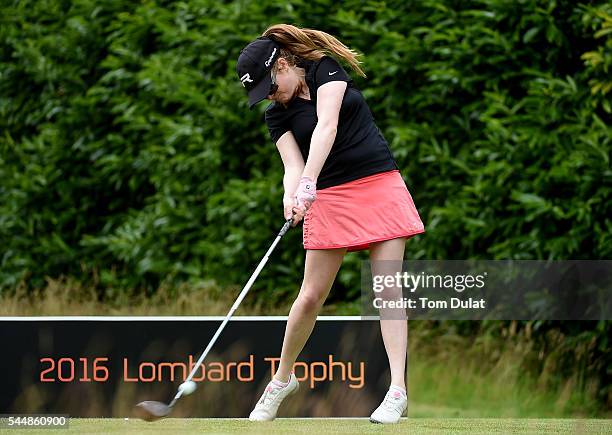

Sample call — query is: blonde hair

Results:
[262,24,366,77]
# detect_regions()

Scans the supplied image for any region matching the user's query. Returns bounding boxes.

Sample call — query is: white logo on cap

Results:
[329,71,338,76]
[264,47,277,67]
[240,73,254,87]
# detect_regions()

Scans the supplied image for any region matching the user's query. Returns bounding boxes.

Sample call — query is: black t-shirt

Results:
[265,55,398,190]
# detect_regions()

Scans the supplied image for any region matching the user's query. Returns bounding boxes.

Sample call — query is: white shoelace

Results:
[381,390,406,412]
[259,383,284,406]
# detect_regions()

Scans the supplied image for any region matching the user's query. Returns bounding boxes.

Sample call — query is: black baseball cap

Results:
[236,37,281,109]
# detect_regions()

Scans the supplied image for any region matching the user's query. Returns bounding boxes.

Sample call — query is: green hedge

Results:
[1,0,610,300]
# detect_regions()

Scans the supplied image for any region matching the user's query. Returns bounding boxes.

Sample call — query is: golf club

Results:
[136,216,294,421]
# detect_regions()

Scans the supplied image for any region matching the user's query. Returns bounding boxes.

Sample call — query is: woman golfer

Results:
[236,24,425,424]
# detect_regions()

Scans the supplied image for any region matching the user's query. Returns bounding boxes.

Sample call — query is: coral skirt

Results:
[302,170,425,252]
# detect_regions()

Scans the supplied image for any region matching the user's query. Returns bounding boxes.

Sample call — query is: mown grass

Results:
[2,418,610,435]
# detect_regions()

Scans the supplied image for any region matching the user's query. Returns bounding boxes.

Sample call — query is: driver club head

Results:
[135,400,173,421]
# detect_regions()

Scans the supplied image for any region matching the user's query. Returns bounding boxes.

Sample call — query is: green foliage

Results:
[0,1,607,282]
[2,0,609,294]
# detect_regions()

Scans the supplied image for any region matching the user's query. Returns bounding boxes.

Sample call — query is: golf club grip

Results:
[182,219,291,384]
[279,218,292,237]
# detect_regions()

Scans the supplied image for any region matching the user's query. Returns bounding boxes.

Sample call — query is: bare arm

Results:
[275,130,305,198]
[302,81,348,182]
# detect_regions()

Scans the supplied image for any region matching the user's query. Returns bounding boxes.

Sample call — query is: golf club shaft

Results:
[169,218,293,407]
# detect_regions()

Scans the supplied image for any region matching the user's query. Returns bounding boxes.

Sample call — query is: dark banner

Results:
[0,318,392,418]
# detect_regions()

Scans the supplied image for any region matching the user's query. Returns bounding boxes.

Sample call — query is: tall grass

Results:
[0,278,362,316]
[407,322,608,418]
[0,278,295,316]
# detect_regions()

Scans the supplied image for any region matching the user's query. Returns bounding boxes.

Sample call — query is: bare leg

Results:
[273,247,347,383]
[369,237,407,390]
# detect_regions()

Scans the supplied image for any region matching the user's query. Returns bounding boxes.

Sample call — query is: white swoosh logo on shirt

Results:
[329,71,338,76]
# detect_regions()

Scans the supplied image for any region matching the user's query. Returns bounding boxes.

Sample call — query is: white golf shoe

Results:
[249,373,299,421]
[369,386,407,424]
